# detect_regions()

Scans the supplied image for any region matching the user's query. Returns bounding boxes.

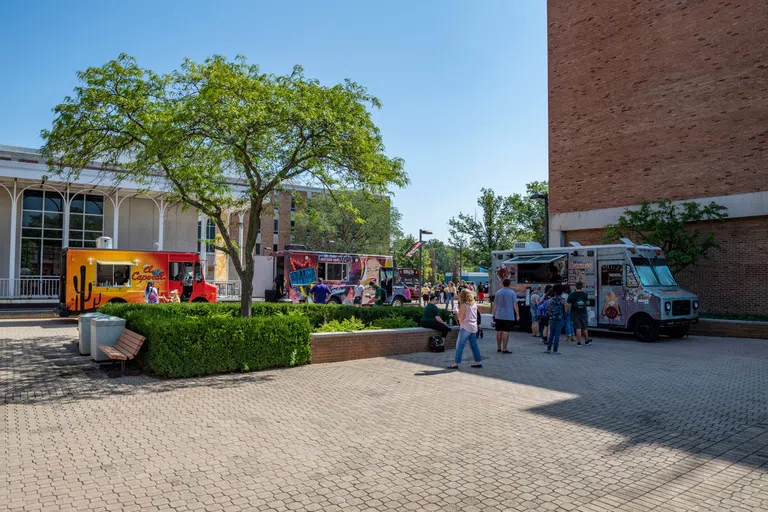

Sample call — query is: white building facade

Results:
[0,145,318,304]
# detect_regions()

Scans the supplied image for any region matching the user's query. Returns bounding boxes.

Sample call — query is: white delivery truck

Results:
[489,239,699,341]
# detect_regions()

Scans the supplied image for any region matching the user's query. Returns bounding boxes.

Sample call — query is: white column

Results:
[199,211,207,277]
[238,210,245,266]
[8,181,18,291]
[157,198,166,251]
[62,185,70,248]
[112,190,119,249]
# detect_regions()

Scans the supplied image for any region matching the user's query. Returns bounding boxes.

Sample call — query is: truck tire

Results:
[632,314,660,342]
[107,298,127,304]
[392,298,404,307]
[327,296,342,305]
[191,297,208,303]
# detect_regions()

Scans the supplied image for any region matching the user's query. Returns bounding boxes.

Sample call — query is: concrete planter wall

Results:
[311,326,459,364]
[691,319,768,340]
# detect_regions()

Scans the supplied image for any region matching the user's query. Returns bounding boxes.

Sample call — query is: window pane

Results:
[42,240,62,276]
[84,231,101,241]
[45,194,63,212]
[273,219,279,233]
[69,213,83,229]
[22,211,43,228]
[69,230,83,241]
[22,190,44,211]
[44,212,63,229]
[84,241,97,248]
[69,240,83,248]
[96,264,112,286]
[85,195,104,214]
[273,244,277,252]
[20,239,41,276]
[256,243,261,254]
[44,229,62,239]
[84,215,103,231]
[22,228,41,238]
[70,197,84,214]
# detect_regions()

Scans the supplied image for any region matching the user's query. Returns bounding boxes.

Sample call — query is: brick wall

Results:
[564,216,768,315]
[691,319,768,340]
[548,0,768,214]
[311,327,459,364]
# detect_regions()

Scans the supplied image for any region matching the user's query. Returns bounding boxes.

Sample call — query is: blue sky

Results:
[0,0,548,242]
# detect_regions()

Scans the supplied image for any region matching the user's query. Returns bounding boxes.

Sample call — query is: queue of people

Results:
[418,280,491,307]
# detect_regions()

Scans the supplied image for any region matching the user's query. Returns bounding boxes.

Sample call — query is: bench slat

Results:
[117,337,142,351]
[115,341,141,357]
[113,345,136,360]
[119,334,144,347]
[123,329,146,341]
[99,345,128,360]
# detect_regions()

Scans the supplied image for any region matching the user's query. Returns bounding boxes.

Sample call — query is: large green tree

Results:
[603,199,728,273]
[293,192,401,254]
[42,54,407,316]
[448,182,548,269]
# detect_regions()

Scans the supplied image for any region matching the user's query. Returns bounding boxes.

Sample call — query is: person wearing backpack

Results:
[538,289,552,344]
[568,281,592,346]
[546,284,569,354]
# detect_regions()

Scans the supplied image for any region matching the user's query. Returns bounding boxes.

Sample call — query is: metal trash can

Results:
[78,312,105,355]
[90,316,126,362]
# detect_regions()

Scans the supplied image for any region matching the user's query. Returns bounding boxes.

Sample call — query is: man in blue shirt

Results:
[309,278,332,304]
[492,279,519,354]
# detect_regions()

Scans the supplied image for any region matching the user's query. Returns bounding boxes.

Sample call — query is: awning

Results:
[96,260,136,266]
[503,254,567,264]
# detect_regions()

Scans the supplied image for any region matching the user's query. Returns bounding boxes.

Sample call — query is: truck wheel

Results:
[665,326,690,338]
[191,297,208,303]
[392,298,404,307]
[327,296,341,305]
[633,315,660,342]
[107,298,127,304]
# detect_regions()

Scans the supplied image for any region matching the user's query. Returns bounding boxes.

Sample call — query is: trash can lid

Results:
[90,316,126,326]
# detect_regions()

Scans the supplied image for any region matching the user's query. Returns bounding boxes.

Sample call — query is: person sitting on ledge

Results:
[420,294,451,338]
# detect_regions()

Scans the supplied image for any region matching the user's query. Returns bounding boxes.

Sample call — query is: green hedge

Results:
[98,301,452,328]
[111,308,311,378]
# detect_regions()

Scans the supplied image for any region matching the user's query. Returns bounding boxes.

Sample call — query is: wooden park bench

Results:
[98,328,146,374]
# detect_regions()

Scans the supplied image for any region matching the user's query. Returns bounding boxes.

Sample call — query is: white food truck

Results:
[489,239,699,341]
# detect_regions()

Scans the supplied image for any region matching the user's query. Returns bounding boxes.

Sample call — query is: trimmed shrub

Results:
[130,313,311,378]
[315,317,368,333]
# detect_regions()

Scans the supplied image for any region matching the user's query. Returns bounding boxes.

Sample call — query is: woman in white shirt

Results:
[448,289,483,369]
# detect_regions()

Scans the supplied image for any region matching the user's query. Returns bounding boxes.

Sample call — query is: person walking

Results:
[448,289,482,369]
[568,281,592,346]
[309,278,332,304]
[529,286,541,338]
[492,278,519,354]
[446,281,457,311]
[546,284,569,354]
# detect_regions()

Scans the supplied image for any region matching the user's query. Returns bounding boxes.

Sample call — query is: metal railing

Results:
[214,280,242,299]
[0,277,61,299]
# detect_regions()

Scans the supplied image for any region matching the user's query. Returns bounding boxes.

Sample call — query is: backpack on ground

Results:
[429,336,445,352]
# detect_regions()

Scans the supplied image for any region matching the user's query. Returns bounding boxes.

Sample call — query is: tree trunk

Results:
[239,257,255,317]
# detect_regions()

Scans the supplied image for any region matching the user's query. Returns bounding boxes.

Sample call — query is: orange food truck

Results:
[59,248,217,314]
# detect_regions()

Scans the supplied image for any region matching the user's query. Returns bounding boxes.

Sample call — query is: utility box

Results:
[90,316,126,362]
[78,312,105,355]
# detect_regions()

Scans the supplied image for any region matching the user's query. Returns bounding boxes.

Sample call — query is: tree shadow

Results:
[392,330,768,470]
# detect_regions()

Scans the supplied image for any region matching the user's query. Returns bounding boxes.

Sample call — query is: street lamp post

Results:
[419,229,432,292]
[458,238,464,283]
[530,193,549,248]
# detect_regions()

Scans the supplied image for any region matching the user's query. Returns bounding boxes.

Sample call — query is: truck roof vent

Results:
[619,237,635,246]
[512,241,544,250]
[569,241,582,247]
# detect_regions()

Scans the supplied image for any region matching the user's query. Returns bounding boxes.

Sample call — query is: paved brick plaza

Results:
[2,319,767,512]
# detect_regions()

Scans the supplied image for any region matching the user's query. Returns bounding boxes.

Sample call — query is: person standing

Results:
[420,282,431,306]
[309,278,332,304]
[529,286,541,338]
[538,289,553,344]
[492,279,519,354]
[546,284,569,354]
[353,281,365,307]
[371,280,385,306]
[146,282,159,304]
[562,285,575,342]
[568,281,592,346]
[446,281,457,311]
[448,289,482,369]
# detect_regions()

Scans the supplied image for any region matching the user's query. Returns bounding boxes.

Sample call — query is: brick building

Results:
[547,0,767,314]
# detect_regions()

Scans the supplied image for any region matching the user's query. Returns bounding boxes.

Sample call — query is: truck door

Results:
[168,259,195,302]
[379,267,394,303]
[597,260,628,328]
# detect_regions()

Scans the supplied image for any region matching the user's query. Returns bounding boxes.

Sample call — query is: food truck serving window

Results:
[507,254,567,284]
[96,261,132,287]
[318,262,348,281]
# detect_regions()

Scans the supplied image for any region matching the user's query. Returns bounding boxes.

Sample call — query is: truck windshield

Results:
[631,257,677,287]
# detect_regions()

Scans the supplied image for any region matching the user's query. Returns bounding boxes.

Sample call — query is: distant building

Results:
[547,1,767,314]
[0,144,322,303]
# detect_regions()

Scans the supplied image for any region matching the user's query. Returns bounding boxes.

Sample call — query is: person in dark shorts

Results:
[568,281,592,346]
[420,295,451,338]
[492,278,519,353]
